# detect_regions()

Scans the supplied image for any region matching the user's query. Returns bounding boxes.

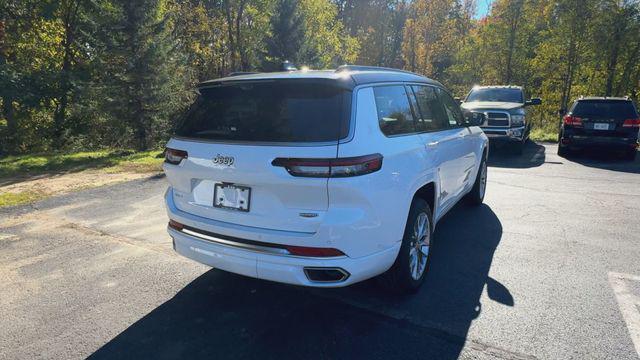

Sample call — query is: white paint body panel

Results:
[164,81,488,287]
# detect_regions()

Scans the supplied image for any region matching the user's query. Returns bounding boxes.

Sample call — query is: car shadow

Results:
[487,140,546,168]
[562,148,640,174]
[88,204,505,360]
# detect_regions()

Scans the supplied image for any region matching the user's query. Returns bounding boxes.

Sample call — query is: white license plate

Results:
[593,123,609,130]
[214,183,251,212]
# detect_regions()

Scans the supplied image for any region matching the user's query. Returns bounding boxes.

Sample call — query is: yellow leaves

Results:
[14,18,64,72]
[402,0,459,77]
[298,0,359,67]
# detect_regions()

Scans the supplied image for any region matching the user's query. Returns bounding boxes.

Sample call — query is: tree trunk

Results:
[503,0,523,84]
[605,12,625,97]
[2,95,17,152]
[0,17,18,153]
[615,40,640,95]
[223,1,237,71]
[53,0,82,149]
[605,39,621,96]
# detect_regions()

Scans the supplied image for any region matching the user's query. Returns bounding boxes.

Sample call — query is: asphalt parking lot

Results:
[1,142,640,360]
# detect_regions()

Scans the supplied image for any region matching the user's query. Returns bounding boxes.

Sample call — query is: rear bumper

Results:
[561,133,638,149]
[169,228,399,287]
[165,188,399,287]
[481,126,526,142]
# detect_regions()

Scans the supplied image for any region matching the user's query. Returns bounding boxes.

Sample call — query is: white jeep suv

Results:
[164,65,488,292]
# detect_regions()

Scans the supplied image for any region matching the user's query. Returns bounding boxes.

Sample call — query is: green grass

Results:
[530,128,559,143]
[0,150,164,180]
[0,191,44,207]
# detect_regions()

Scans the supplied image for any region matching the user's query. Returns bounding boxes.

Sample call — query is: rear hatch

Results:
[571,100,639,137]
[164,79,351,233]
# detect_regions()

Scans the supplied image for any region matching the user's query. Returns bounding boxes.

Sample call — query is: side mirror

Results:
[463,111,485,127]
[557,108,566,116]
[525,98,542,106]
[454,97,463,105]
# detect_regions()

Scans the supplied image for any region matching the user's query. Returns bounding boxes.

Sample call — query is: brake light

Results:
[563,115,582,127]
[623,118,640,128]
[272,153,383,178]
[165,148,188,165]
[284,245,345,257]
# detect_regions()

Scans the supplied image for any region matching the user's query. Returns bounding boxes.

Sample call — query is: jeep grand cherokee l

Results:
[163,66,488,293]
[461,86,541,154]
[558,97,639,160]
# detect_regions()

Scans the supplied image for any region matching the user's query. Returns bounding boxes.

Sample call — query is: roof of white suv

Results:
[198,66,443,90]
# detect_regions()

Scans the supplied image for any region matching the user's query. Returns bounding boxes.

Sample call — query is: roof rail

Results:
[228,72,259,77]
[335,65,420,76]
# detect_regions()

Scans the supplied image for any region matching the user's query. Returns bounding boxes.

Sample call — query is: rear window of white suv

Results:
[176,81,350,143]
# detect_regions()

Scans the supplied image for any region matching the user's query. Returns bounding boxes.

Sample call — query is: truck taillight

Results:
[165,148,188,165]
[272,153,383,178]
[622,118,640,128]
[563,115,582,127]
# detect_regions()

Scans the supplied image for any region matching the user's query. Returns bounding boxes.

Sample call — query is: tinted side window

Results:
[437,88,465,127]
[373,85,416,136]
[411,85,449,132]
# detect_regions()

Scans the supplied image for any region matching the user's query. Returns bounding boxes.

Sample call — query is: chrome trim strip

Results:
[181,228,292,255]
[173,225,347,259]
[482,110,511,128]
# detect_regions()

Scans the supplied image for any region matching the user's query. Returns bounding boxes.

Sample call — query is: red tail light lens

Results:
[622,118,640,128]
[284,245,345,257]
[165,148,188,165]
[563,115,582,127]
[272,153,383,178]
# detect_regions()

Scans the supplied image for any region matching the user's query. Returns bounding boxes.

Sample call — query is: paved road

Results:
[1,143,640,360]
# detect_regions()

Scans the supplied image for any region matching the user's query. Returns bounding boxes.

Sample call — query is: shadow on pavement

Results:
[562,148,640,174]
[487,140,546,168]
[89,204,505,360]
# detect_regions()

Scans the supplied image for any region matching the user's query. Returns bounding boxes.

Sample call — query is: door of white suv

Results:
[437,88,479,198]
[408,84,470,218]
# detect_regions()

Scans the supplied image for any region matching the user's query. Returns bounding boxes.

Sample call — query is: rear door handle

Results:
[427,141,439,148]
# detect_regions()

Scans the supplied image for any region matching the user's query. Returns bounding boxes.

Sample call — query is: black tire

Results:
[379,198,433,294]
[466,154,487,206]
[557,142,569,157]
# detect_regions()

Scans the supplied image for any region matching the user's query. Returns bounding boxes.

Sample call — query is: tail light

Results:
[623,118,640,128]
[272,153,383,178]
[165,148,188,165]
[563,115,582,127]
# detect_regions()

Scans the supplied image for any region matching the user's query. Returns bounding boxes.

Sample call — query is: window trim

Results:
[409,84,453,134]
[172,80,355,147]
[371,81,458,138]
[436,87,466,129]
[372,84,418,138]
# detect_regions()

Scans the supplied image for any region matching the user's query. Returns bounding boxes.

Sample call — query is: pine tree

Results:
[100,0,175,151]
[264,0,305,70]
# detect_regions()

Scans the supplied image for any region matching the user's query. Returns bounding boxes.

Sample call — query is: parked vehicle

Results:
[461,85,541,154]
[558,97,639,160]
[163,66,488,293]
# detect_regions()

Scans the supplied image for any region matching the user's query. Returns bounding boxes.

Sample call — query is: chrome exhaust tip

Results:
[303,267,350,283]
